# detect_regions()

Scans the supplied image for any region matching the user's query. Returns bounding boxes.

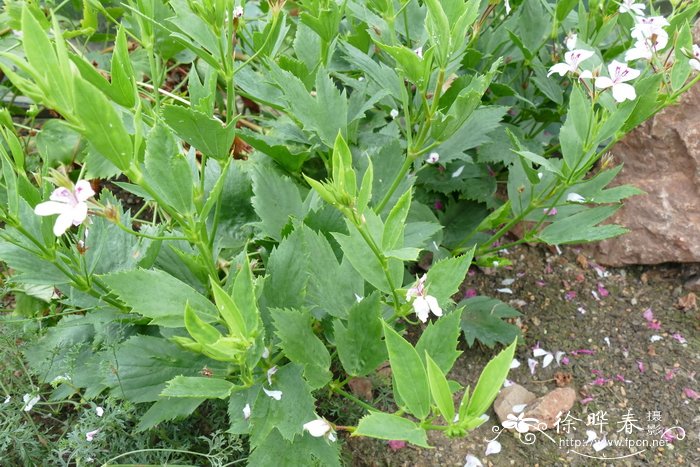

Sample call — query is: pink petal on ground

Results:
[536,280,546,287]
[580,396,594,404]
[528,358,538,375]
[597,283,609,297]
[671,333,687,344]
[591,377,608,386]
[465,288,478,298]
[664,370,678,381]
[468,268,476,276]
[561,356,570,365]
[564,291,577,301]
[642,308,654,321]
[646,321,661,330]
[388,440,407,451]
[544,263,553,274]
[591,369,602,375]
[682,388,700,400]
[637,361,645,373]
[571,349,595,356]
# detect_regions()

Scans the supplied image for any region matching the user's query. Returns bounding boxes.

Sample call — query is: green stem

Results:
[354,222,401,311]
[332,386,377,413]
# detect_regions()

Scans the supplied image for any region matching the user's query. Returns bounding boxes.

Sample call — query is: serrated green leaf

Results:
[466,340,517,417]
[136,397,205,432]
[382,189,411,250]
[232,254,260,333]
[161,376,235,399]
[252,165,304,241]
[249,365,317,445]
[415,308,463,374]
[271,308,331,389]
[460,296,522,347]
[161,104,235,160]
[334,293,386,376]
[100,269,218,327]
[538,205,626,245]
[210,280,247,337]
[249,426,340,466]
[144,124,194,214]
[382,322,430,419]
[354,412,430,448]
[425,247,475,304]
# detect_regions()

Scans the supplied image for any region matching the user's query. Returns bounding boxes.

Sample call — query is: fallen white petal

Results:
[243,403,251,420]
[501,278,515,286]
[542,353,554,368]
[528,358,538,375]
[263,387,283,400]
[604,337,611,347]
[555,351,566,365]
[266,366,278,385]
[650,335,663,342]
[485,439,502,456]
[85,429,100,442]
[533,348,549,358]
[496,288,513,294]
[95,406,104,417]
[3,395,10,404]
[585,430,597,443]
[512,403,528,414]
[22,394,40,412]
[464,454,483,467]
[593,437,608,452]
[452,165,465,178]
[510,359,521,369]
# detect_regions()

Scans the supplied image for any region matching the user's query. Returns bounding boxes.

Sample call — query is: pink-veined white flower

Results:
[595,61,640,102]
[414,47,423,59]
[85,429,100,441]
[630,16,669,55]
[34,180,95,236]
[406,274,442,323]
[690,44,700,71]
[22,394,39,412]
[547,49,594,77]
[233,6,244,18]
[618,0,645,15]
[390,109,399,119]
[426,152,440,164]
[565,32,577,51]
[303,418,336,441]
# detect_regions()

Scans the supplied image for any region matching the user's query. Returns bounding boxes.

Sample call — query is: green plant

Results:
[0,0,698,464]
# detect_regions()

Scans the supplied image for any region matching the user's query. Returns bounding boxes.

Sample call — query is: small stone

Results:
[493,384,537,424]
[521,387,577,431]
[348,377,373,401]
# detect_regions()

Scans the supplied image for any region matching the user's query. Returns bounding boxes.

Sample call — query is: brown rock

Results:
[588,21,700,266]
[521,387,576,430]
[493,384,537,424]
[347,377,373,401]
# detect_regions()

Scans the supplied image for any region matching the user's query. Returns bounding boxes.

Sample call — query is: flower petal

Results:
[425,295,442,317]
[303,418,331,437]
[34,200,70,217]
[612,83,636,102]
[464,454,483,467]
[263,387,283,400]
[53,211,75,236]
[547,63,572,77]
[413,296,430,323]
[485,439,501,456]
[595,76,614,89]
[74,180,95,202]
[71,202,88,226]
[49,187,74,204]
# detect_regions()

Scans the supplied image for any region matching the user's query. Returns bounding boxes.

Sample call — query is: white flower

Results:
[390,109,399,119]
[485,439,501,456]
[243,403,251,420]
[566,192,586,203]
[233,6,244,18]
[95,406,104,417]
[690,44,700,71]
[464,454,483,467]
[565,33,577,51]
[34,180,95,236]
[619,0,645,15]
[502,412,537,433]
[263,387,282,400]
[406,274,443,323]
[632,16,669,44]
[547,49,594,77]
[426,152,440,164]
[85,429,100,442]
[414,47,423,59]
[595,61,640,102]
[303,418,336,441]
[22,394,40,412]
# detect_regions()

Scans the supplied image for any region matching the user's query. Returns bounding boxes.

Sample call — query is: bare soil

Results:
[345,244,700,466]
